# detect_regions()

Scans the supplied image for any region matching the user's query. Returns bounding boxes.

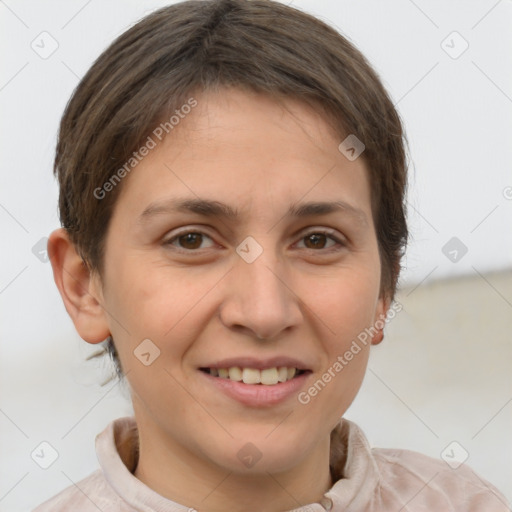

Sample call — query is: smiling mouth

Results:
[199,367,310,385]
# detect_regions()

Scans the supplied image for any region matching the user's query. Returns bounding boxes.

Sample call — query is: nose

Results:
[219,248,303,340]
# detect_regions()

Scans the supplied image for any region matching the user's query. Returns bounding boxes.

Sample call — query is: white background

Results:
[1,0,511,510]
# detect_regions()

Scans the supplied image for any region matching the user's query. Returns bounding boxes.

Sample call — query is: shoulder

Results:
[372,446,510,510]
[32,469,126,512]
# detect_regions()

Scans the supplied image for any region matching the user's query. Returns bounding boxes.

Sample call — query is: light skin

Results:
[49,87,389,512]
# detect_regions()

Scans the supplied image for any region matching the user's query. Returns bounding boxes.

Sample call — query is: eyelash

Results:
[163,228,346,254]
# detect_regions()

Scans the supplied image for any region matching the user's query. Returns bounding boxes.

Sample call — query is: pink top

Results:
[33,416,509,511]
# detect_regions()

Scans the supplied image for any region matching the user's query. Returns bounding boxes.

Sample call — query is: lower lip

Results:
[198,370,311,407]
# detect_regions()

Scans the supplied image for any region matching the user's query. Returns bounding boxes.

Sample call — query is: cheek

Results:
[105,256,219,362]
[310,263,380,337]
[307,278,375,420]
[306,261,380,408]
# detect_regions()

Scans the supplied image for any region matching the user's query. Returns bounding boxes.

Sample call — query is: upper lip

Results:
[199,356,311,371]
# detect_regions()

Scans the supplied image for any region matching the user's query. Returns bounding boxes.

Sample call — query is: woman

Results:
[36,0,509,510]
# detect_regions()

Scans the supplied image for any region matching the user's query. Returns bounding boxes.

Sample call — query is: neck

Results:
[133,416,334,512]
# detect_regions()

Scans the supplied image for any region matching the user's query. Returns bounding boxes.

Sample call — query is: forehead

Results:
[170,88,341,160]
[114,88,372,222]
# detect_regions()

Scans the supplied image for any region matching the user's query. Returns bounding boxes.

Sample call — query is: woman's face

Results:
[92,87,387,474]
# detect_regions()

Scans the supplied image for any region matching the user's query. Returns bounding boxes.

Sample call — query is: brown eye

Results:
[304,233,328,249]
[165,231,215,251]
[178,233,203,249]
[296,230,344,251]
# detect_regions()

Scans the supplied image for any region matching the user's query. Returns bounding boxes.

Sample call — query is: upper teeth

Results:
[209,367,298,385]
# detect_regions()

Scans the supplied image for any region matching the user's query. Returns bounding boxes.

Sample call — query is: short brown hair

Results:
[54,0,408,373]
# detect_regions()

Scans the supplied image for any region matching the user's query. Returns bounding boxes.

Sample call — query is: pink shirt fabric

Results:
[33,416,510,511]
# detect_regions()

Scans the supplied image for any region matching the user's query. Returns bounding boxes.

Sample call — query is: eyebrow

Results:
[137,197,368,226]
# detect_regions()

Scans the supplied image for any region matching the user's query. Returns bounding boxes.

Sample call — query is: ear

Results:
[371,295,391,346]
[48,228,110,344]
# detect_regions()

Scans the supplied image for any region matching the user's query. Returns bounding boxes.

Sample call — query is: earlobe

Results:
[371,330,384,345]
[371,296,390,346]
[48,228,110,344]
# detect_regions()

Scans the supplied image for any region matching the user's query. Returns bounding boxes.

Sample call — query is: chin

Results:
[210,434,311,475]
